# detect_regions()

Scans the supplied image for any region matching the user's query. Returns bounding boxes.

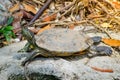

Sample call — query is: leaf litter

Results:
[0,0,120,48]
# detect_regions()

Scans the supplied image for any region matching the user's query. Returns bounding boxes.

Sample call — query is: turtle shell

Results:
[35,28,93,54]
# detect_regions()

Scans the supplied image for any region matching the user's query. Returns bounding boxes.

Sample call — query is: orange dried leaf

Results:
[112,2,120,9]
[22,3,37,14]
[42,13,57,22]
[37,25,52,34]
[102,38,120,47]
[9,3,20,13]
[91,66,113,73]
[69,24,75,29]
[3,41,9,45]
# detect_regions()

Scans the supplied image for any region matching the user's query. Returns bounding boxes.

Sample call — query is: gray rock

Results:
[0,0,11,25]
[0,39,120,80]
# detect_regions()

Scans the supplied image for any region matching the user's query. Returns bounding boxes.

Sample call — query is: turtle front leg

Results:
[21,50,38,66]
[88,46,112,57]
[18,42,33,52]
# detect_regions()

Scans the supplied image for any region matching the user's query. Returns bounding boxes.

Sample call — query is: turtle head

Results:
[22,27,36,45]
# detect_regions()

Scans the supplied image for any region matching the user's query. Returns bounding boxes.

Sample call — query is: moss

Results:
[8,74,26,80]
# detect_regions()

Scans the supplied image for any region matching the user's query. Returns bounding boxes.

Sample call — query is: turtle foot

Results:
[88,46,112,58]
[18,48,27,53]
[21,51,37,66]
[95,46,112,56]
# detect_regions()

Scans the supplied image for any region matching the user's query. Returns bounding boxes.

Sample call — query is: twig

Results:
[28,0,52,25]
[94,0,109,14]
[88,20,112,38]
[91,66,113,73]
[60,4,74,18]
[34,20,87,26]
[33,0,44,5]
[34,2,75,24]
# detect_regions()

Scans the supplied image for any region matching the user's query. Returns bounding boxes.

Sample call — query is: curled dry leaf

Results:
[91,66,113,73]
[22,3,37,14]
[37,24,53,34]
[102,38,120,47]
[42,13,57,22]
[9,3,20,13]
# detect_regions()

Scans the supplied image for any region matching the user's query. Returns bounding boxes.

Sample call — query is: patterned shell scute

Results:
[35,29,93,53]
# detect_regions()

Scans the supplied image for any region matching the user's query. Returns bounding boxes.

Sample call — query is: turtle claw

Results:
[18,49,27,52]
[95,46,112,56]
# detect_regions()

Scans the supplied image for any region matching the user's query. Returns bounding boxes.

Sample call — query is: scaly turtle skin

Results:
[20,27,112,66]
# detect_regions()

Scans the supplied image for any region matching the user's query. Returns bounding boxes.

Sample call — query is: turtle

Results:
[20,27,112,66]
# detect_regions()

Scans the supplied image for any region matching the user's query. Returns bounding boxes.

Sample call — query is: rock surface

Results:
[0,40,120,80]
[0,0,11,25]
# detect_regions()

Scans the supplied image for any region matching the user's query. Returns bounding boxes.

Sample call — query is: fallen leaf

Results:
[102,38,120,47]
[82,0,89,7]
[91,66,113,73]
[9,3,20,13]
[112,1,120,9]
[101,23,112,28]
[29,28,39,34]
[22,10,34,19]
[12,10,34,34]
[12,11,23,30]
[37,25,53,34]
[2,41,9,45]
[22,3,37,14]
[69,24,75,29]
[42,13,57,22]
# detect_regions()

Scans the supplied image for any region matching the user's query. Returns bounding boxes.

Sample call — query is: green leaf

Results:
[4,26,14,31]
[0,29,3,33]
[0,26,5,33]
[5,34,11,41]
[3,32,10,41]
[11,31,16,38]
[7,17,14,25]
[3,31,13,41]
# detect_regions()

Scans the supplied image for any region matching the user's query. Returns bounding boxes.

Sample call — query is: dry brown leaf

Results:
[101,23,112,28]
[112,1,120,9]
[69,24,75,29]
[82,0,89,7]
[22,3,37,14]
[29,28,39,34]
[2,41,9,45]
[22,10,34,19]
[42,13,57,22]
[12,11,23,29]
[37,25,53,34]
[102,38,120,47]
[9,3,20,13]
